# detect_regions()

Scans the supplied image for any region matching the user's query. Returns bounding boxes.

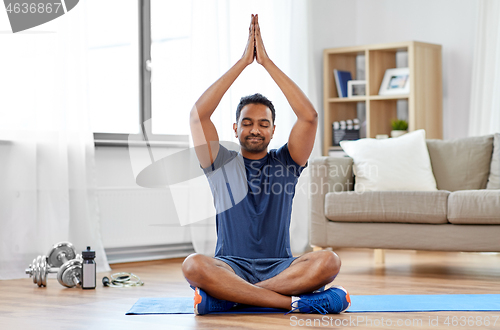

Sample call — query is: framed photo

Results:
[378,68,410,95]
[347,80,366,98]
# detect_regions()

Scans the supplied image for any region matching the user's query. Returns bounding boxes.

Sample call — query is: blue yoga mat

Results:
[348,294,500,312]
[126,294,500,315]
[126,297,286,314]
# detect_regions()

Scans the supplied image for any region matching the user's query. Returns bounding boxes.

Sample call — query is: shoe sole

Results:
[194,287,203,315]
[330,285,351,312]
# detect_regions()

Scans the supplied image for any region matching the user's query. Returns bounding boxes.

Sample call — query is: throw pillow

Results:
[340,129,437,192]
[487,133,500,189]
[426,135,493,191]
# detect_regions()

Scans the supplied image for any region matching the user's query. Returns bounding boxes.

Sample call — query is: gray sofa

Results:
[310,134,500,253]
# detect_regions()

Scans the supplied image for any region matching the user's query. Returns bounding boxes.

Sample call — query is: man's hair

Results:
[236,93,275,124]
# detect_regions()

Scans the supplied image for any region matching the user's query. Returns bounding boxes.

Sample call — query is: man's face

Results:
[233,103,275,154]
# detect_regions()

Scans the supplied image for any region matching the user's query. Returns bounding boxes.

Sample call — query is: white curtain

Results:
[0,3,110,279]
[186,0,312,255]
[469,0,500,136]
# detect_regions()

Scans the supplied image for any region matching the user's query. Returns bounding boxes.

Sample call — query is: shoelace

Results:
[286,295,331,315]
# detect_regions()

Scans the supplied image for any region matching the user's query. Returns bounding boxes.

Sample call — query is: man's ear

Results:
[233,123,238,138]
[271,125,276,139]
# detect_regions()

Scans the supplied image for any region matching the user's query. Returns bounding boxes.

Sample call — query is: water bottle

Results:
[82,246,96,289]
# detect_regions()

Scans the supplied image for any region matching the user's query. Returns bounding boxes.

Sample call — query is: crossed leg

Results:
[181,250,341,310]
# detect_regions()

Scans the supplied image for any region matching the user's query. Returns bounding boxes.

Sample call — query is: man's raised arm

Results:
[253,15,318,167]
[190,15,256,168]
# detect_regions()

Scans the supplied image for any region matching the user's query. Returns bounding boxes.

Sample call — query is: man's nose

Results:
[250,125,260,134]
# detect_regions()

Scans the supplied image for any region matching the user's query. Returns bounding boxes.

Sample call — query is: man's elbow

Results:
[190,106,203,123]
[303,109,318,124]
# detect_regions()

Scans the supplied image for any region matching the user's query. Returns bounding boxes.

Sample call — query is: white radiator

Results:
[104,243,194,264]
[96,187,194,263]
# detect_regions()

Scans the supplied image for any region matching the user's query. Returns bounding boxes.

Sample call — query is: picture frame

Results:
[347,80,366,98]
[378,68,410,95]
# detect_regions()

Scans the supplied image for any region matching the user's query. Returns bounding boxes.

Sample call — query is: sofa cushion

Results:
[487,133,500,189]
[324,191,449,224]
[340,129,437,192]
[448,190,500,224]
[326,156,354,192]
[426,135,493,191]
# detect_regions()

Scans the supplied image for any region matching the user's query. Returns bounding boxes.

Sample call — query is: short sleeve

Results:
[273,143,308,177]
[202,144,238,174]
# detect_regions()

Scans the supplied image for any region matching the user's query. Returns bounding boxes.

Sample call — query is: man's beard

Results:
[240,135,270,153]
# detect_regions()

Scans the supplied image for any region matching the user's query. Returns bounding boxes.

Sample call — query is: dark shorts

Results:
[214,255,298,285]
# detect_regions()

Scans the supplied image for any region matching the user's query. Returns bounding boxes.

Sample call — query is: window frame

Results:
[93,0,189,148]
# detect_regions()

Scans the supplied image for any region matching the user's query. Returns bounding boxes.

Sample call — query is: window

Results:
[87,0,191,142]
[150,0,192,135]
[87,0,140,135]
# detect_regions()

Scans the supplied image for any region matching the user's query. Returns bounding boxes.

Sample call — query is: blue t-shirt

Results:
[203,143,306,259]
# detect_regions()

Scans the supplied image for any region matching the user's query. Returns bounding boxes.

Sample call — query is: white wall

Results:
[309,0,479,140]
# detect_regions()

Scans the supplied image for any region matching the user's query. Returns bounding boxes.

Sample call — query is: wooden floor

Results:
[1,249,500,330]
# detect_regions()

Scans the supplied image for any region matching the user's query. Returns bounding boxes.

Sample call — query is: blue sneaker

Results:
[290,286,351,314]
[194,287,237,315]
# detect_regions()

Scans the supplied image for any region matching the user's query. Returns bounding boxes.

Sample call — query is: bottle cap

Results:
[82,246,95,259]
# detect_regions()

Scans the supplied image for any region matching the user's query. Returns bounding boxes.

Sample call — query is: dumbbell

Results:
[25,242,82,288]
[26,255,53,287]
[26,241,77,286]
[57,257,82,288]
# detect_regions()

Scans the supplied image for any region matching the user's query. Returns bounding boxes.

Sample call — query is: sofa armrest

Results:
[309,156,354,247]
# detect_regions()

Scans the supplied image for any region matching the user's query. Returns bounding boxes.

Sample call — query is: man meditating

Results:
[182,14,350,315]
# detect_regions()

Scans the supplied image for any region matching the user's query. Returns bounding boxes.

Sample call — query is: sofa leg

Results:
[374,249,385,265]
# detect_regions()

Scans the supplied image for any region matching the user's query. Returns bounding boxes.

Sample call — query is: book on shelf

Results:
[333,69,352,98]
